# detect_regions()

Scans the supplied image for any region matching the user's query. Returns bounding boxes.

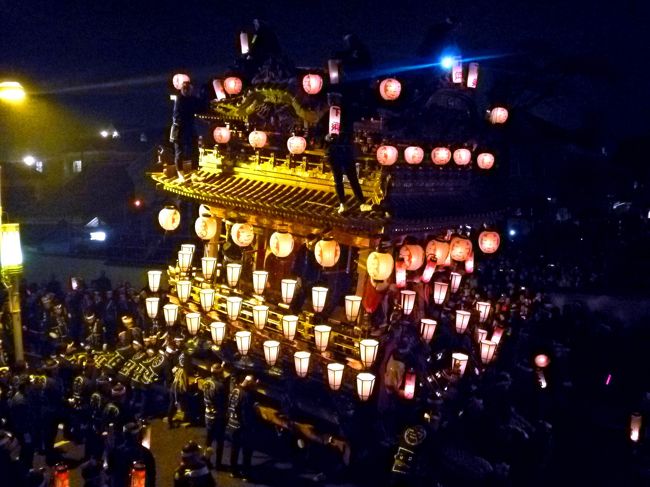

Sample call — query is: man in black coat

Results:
[106,422,156,487]
[170,81,205,182]
[202,362,229,468]
[225,375,257,480]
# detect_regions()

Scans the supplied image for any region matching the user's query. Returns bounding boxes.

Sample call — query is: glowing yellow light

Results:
[0,81,26,103]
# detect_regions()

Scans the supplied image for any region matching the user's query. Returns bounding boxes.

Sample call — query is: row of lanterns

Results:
[377,145,495,168]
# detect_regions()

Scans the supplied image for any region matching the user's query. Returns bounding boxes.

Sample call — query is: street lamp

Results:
[1,222,24,363]
[0,81,26,103]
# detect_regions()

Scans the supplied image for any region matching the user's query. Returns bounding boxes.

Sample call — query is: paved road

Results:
[40,419,358,486]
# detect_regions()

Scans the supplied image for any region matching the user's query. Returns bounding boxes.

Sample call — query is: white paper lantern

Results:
[287,136,307,155]
[367,252,394,281]
[226,263,242,288]
[399,244,425,271]
[489,107,509,124]
[480,340,497,364]
[199,289,215,312]
[453,148,472,166]
[476,301,491,323]
[226,296,242,321]
[400,290,416,315]
[630,413,643,443]
[455,310,471,333]
[450,272,462,293]
[248,130,267,149]
[420,318,437,343]
[477,328,488,343]
[252,270,268,295]
[451,353,469,376]
[176,280,192,303]
[477,152,495,170]
[359,339,379,368]
[328,105,341,135]
[263,340,280,366]
[210,321,226,346]
[180,243,195,255]
[163,303,179,326]
[281,279,297,304]
[433,282,449,305]
[465,251,475,273]
[328,59,340,84]
[158,206,181,231]
[240,32,249,55]
[379,78,401,100]
[314,238,341,268]
[212,79,226,101]
[452,57,463,84]
[269,231,294,258]
[376,145,398,166]
[147,270,162,293]
[195,216,218,240]
[202,257,217,281]
[404,146,424,164]
[252,305,268,330]
[173,73,191,90]
[356,373,375,401]
[420,257,437,284]
[327,363,345,391]
[235,330,252,355]
[478,231,500,254]
[431,147,451,166]
[302,74,323,95]
[185,312,201,336]
[294,351,311,378]
[213,126,231,144]
[282,315,299,341]
[467,62,479,88]
[426,239,450,264]
[312,286,329,313]
[314,324,332,352]
[177,250,193,272]
[231,223,255,247]
[450,236,473,262]
[145,297,159,320]
[345,295,362,322]
[224,76,242,95]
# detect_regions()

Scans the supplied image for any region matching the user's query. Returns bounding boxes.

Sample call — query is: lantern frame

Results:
[226,296,243,321]
[252,305,268,330]
[235,330,252,355]
[294,351,311,378]
[312,286,329,313]
[177,250,193,273]
[327,363,345,391]
[314,324,332,352]
[451,352,469,377]
[163,303,179,327]
[420,318,437,343]
[252,270,268,295]
[263,340,280,366]
[433,281,449,305]
[356,372,376,401]
[199,289,215,312]
[202,257,217,281]
[476,301,491,323]
[226,263,242,288]
[210,321,226,346]
[281,279,297,304]
[282,315,299,341]
[345,295,362,322]
[480,340,497,364]
[450,272,462,293]
[145,297,159,320]
[147,270,162,293]
[455,310,471,333]
[359,339,379,368]
[176,280,192,303]
[185,312,201,336]
[400,290,416,315]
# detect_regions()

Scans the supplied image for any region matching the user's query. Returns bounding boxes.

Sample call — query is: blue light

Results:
[440,56,455,70]
[508,229,516,237]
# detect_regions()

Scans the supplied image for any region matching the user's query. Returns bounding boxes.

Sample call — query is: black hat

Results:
[111,383,126,397]
[181,440,201,459]
[123,422,142,436]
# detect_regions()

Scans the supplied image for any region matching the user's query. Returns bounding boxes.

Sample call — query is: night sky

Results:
[1,0,648,152]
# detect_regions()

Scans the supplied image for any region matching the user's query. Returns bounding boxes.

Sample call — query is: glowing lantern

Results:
[147,270,162,293]
[477,328,488,343]
[263,340,280,366]
[534,354,550,368]
[450,272,462,293]
[491,326,504,345]
[328,105,341,135]
[269,231,294,258]
[367,251,394,281]
[455,310,471,333]
[376,145,398,166]
[181,243,195,255]
[176,280,192,303]
[235,331,252,355]
[226,263,242,288]
[224,77,242,95]
[328,59,340,84]
[145,297,159,319]
[450,236,472,262]
[345,295,362,322]
[395,259,407,289]
[212,79,226,101]
[478,231,500,254]
[420,318,437,343]
[465,251,475,273]
[302,74,323,95]
[172,73,190,90]
[294,351,311,378]
[433,282,449,305]
[195,216,218,240]
[226,296,242,321]
[431,147,451,165]
[213,126,231,144]
[451,353,469,377]
[199,289,215,311]
[130,462,146,487]
[359,339,379,368]
[202,257,217,281]
[312,287,329,313]
[240,32,249,55]
[248,130,267,149]
[314,238,340,268]
[404,146,424,165]
[400,290,416,315]
[287,136,307,155]
[480,340,497,364]
[379,78,401,100]
[426,238,449,264]
[327,363,345,391]
[489,107,509,124]
[54,464,70,487]
[356,373,375,401]
[281,279,297,304]
[467,62,479,88]
[476,302,491,323]
[185,312,201,336]
[477,153,495,170]
[452,57,463,83]
[231,223,255,247]
[314,324,331,352]
[282,315,299,340]
[252,270,268,295]
[399,244,425,271]
[163,304,178,326]
[420,257,437,283]
[403,369,416,399]
[630,413,642,443]
[210,322,226,346]
[252,305,268,330]
[177,251,192,272]
[158,206,180,231]
[453,148,472,166]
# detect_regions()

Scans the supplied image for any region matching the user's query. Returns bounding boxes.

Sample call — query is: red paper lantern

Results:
[377,145,398,166]
[453,148,472,166]
[403,368,416,399]
[477,152,495,170]
[431,147,451,165]
[420,256,437,283]
[224,76,243,95]
[404,146,424,165]
[172,73,190,90]
[465,251,475,273]
[478,231,500,254]
[450,236,473,262]
[248,130,267,149]
[426,238,449,264]
[534,354,550,368]
[379,78,401,101]
[213,126,231,144]
[302,74,323,95]
[399,244,425,270]
[489,107,509,124]
[395,259,407,288]
[287,136,307,155]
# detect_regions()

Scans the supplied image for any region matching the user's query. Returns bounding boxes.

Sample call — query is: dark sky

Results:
[1,0,648,144]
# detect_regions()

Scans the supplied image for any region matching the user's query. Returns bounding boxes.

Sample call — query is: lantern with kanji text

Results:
[379,78,401,100]
[377,145,398,166]
[302,74,323,94]
[224,76,242,95]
